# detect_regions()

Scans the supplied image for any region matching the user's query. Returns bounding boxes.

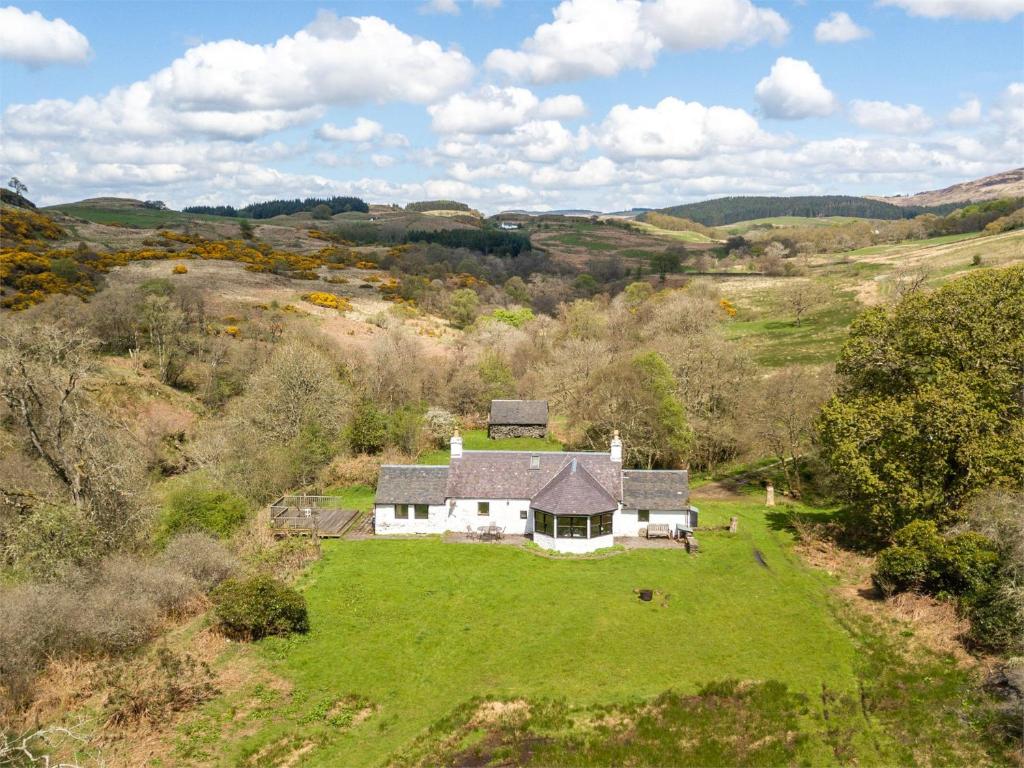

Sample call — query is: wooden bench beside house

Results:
[645,523,671,539]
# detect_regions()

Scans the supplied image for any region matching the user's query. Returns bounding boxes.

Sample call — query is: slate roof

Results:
[374,465,449,505]
[530,459,619,516]
[446,451,621,502]
[621,469,689,511]
[488,399,549,426]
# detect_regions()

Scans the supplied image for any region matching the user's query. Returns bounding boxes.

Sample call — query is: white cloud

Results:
[534,94,587,120]
[371,154,396,167]
[755,57,837,119]
[641,0,788,51]
[0,5,91,66]
[814,12,870,43]
[428,86,586,133]
[318,117,384,142]
[420,0,460,14]
[485,0,660,83]
[990,82,1024,135]
[849,100,934,133]
[947,97,982,125]
[590,97,774,159]
[3,12,472,144]
[486,0,788,84]
[879,0,1024,20]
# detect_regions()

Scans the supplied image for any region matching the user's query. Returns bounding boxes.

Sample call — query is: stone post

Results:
[766,482,775,507]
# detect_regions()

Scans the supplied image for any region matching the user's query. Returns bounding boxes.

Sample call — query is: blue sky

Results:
[1,0,1021,212]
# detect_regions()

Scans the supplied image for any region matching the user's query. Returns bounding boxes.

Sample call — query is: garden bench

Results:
[646,524,671,539]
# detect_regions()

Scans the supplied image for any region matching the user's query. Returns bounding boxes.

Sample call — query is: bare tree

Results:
[890,264,931,301]
[0,321,144,547]
[777,280,832,326]
[752,366,832,497]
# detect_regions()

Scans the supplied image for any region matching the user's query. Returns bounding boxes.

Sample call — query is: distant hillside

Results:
[183,196,368,219]
[405,200,472,213]
[656,195,959,226]
[873,168,1024,207]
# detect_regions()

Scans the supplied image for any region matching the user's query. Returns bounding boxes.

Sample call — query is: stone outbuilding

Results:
[487,399,548,439]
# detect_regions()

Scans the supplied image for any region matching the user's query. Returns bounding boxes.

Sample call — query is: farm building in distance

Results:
[373,431,697,554]
[488,399,548,439]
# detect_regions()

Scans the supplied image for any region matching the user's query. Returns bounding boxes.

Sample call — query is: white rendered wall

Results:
[373,503,450,535]
[449,498,532,535]
[533,531,614,554]
[614,509,694,537]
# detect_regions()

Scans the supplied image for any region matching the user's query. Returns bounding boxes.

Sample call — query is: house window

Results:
[395,504,409,519]
[478,501,490,516]
[535,510,554,536]
[414,504,429,519]
[520,509,528,520]
[557,516,588,538]
[529,455,541,470]
[593,512,613,537]
[638,509,649,523]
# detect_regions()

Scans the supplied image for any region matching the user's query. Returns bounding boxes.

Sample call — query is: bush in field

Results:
[423,408,459,448]
[103,646,218,726]
[872,520,999,597]
[447,288,479,328]
[212,576,309,641]
[160,533,237,591]
[157,477,250,544]
[491,307,534,328]
[5,504,100,580]
[347,400,389,454]
[311,204,333,220]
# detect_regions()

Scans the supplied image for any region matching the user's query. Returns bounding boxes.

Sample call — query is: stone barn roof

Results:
[375,465,449,505]
[621,469,689,510]
[488,399,548,427]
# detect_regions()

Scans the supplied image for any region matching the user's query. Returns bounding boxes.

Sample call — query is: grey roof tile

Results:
[488,399,548,426]
[622,470,690,510]
[375,465,449,505]
[531,459,619,516]
[445,450,621,501]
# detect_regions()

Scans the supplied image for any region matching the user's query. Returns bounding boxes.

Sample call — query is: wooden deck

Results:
[268,495,360,538]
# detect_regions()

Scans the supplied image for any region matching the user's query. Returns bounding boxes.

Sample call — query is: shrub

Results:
[172,263,188,274]
[303,291,352,312]
[103,646,218,726]
[212,576,309,640]
[423,407,459,449]
[491,307,534,328]
[447,288,479,329]
[872,520,999,597]
[311,204,333,220]
[347,400,389,454]
[966,586,1024,655]
[157,477,251,544]
[160,533,237,591]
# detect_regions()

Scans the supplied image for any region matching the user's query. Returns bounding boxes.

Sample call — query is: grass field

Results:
[418,429,562,465]
[724,290,861,367]
[175,494,1011,767]
[629,220,718,243]
[719,216,866,235]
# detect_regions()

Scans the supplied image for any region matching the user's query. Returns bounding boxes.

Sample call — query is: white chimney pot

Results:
[610,430,622,462]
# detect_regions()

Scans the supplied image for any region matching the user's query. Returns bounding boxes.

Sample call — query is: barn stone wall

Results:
[488,424,547,439]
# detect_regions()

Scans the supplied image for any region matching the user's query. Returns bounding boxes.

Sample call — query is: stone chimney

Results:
[451,429,463,459]
[610,430,622,462]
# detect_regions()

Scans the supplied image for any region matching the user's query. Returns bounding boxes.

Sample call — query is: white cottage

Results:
[373,431,696,553]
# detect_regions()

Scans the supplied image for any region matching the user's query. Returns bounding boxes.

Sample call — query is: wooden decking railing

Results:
[268,495,360,538]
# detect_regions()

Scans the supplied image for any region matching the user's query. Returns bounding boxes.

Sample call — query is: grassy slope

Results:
[629,220,717,243]
[44,202,230,228]
[719,215,865,234]
[183,497,868,766]
[418,429,563,465]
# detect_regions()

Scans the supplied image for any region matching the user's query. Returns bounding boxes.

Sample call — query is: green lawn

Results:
[417,429,562,465]
[725,293,861,367]
[182,499,861,766]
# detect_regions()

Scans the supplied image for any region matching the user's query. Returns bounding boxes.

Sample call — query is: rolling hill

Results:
[871,167,1024,207]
